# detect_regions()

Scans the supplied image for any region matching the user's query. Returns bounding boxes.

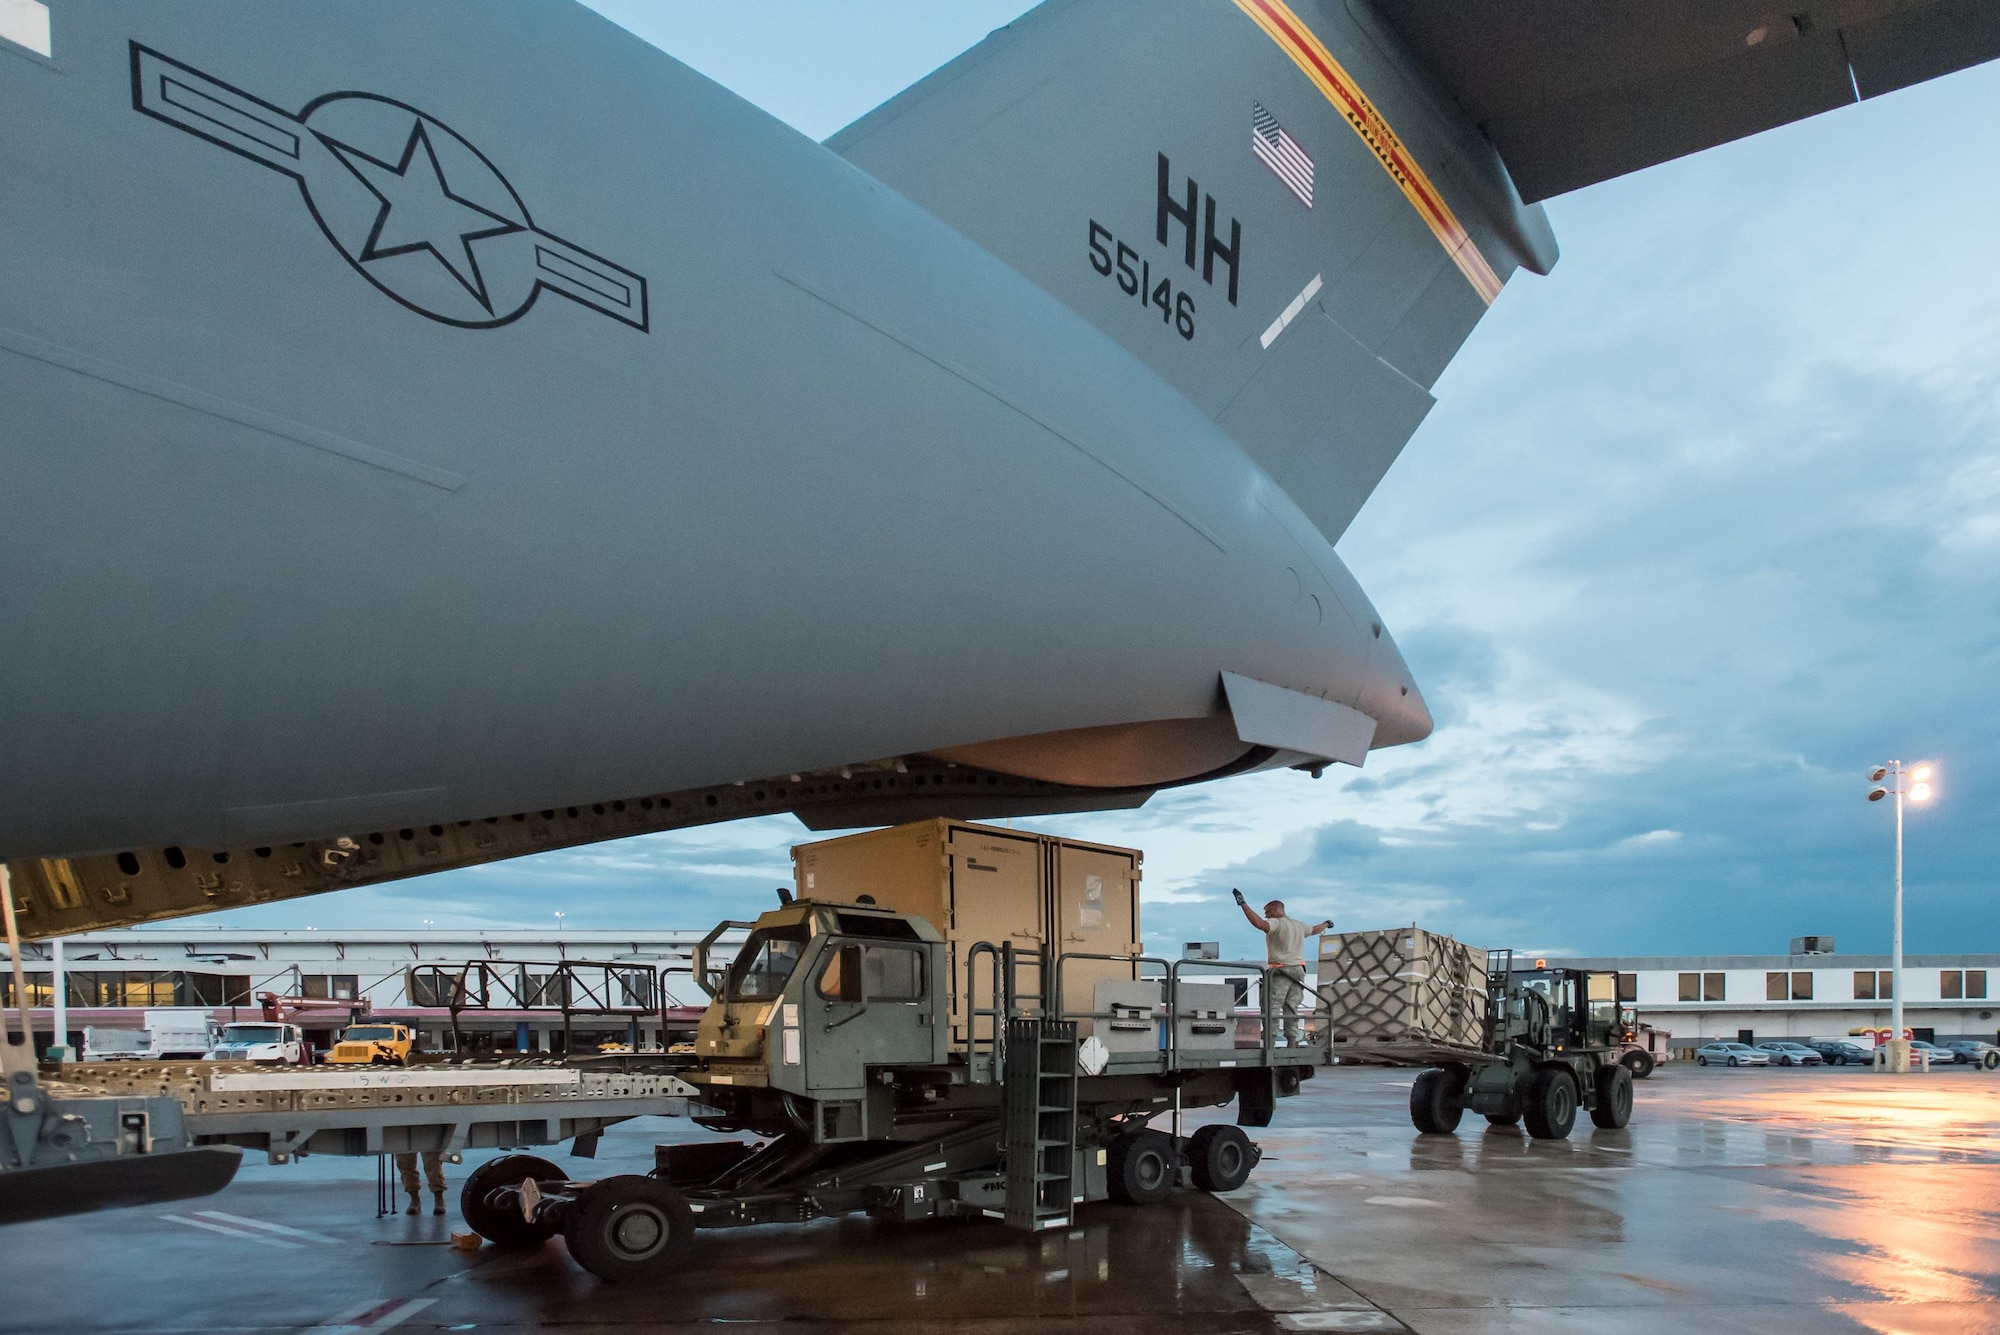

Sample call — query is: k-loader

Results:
[457,821,1316,1283]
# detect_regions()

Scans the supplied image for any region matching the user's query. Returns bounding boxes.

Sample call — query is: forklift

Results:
[1407,952,1635,1139]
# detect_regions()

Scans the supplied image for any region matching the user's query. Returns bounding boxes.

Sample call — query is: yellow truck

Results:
[324,1022,415,1066]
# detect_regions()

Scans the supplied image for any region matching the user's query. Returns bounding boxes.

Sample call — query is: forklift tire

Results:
[1621,1050,1656,1079]
[1590,1064,1634,1129]
[460,1153,563,1246]
[1523,1068,1577,1141]
[1409,1068,1465,1135]
[1484,1112,1520,1128]
[1106,1129,1176,1205]
[1188,1125,1256,1193]
[564,1174,694,1283]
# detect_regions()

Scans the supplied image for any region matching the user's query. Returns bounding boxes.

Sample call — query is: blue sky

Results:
[203,3,1999,961]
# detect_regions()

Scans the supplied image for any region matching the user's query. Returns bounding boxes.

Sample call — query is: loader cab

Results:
[693,902,948,1098]
[1505,968,1621,1053]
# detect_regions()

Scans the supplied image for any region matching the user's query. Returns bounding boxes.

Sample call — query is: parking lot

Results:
[3,1062,1995,1334]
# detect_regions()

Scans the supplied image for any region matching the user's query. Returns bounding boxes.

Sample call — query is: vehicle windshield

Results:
[220,1026,285,1044]
[344,1026,399,1040]
[725,926,810,1000]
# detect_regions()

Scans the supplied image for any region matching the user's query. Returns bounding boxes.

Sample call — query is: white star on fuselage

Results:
[320,119,522,312]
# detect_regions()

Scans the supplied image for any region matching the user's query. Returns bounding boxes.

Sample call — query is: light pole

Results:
[1868,760,1935,1069]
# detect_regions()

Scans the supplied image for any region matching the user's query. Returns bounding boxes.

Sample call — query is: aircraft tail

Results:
[829,0,1557,542]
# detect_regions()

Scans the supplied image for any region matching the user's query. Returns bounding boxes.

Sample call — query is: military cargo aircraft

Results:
[3,1,1996,937]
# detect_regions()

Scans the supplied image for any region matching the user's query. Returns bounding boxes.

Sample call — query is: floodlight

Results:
[1912,765,1933,782]
[1868,788,1887,802]
[1869,767,1888,782]
[1911,783,1932,802]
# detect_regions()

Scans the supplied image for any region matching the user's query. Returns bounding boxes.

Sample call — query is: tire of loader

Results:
[459,1153,563,1246]
[1409,1068,1465,1135]
[1621,1049,1656,1079]
[1591,1064,1634,1129]
[564,1174,694,1283]
[1523,1067,1578,1141]
[1188,1124,1256,1192]
[1106,1129,1176,1205]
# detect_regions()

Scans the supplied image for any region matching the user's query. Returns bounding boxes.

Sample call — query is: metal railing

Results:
[963,940,1046,1080]
[1051,952,1300,1072]
[960,939,1312,1082]
[408,959,669,1055]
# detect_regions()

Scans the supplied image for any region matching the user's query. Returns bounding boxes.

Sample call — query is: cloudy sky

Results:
[204,3,2000,961]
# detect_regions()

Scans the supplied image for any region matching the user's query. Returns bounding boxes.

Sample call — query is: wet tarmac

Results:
[3,1063,1994,1334]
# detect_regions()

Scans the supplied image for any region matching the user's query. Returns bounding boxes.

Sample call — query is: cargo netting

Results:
[1316,927,1488,1062]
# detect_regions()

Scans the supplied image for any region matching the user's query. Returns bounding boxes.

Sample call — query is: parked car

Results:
[1909,1040,1954,1065]
[1808,1039,1874,1066]
[1941,1040,2000,1069]
[1696,1042,1770,1067]
[1755,1041,1823,1067]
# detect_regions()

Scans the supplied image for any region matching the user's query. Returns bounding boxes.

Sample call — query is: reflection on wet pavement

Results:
[1204,1066,2000,1334]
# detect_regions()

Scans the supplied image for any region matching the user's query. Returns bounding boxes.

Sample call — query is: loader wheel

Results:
[1106,1129,1175,1205]
[564,1175,693,1283]
[1985,1051,2000,1071]
[1590,1064,1634,1130]
[1409,1068,1465,1135]
[1523,1068,1577,1141]
[1621,1050,1656,1079]
[1484,1112,1520,1128]
[1188,1124,1257,1193]
[460,1153,562,1246]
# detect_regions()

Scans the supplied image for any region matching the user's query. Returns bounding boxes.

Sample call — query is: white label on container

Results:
[1079,874,1105,931]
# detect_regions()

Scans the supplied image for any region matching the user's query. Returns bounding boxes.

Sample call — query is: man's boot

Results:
[433,1190,446,1216]
[405,1192,420,1216]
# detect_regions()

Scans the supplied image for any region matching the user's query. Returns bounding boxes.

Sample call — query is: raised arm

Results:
[1307,919,1333,936]
[1231,887,1268,933]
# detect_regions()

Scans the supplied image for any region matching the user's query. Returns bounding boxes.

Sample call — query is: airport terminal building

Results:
[1545,949,2000,1048]
[0,927,731,1057]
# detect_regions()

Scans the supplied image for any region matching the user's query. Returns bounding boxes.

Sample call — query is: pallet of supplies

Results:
[1316,927,1488,1063]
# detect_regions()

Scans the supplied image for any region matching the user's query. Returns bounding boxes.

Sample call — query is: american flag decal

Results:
[1252,102,1314,207]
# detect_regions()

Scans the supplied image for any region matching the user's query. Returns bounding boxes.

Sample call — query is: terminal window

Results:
[1679,972,1725,1001]
[1767,971,1814,1000]
[1617,973,1637,1002]
[1942,969,1988,1000]
[1853,970,1893,1000]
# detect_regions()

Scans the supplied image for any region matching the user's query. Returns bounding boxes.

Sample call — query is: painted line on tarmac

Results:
[301,1296,435,1334]
[195,1209,341,1244]
[158,1212,302,1248]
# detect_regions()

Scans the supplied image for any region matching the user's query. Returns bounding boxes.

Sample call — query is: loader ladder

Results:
[1002,1016,1077,1231]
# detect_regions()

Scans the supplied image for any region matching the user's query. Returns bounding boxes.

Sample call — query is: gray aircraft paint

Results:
[0,1,1422,869]
[1,0,1994,933]
[831,0,1553,545]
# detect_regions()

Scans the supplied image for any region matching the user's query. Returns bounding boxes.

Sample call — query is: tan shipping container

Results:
[792,820,1141,1049]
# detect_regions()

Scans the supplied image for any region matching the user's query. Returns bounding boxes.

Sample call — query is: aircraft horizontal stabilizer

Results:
[1373,0,2000,202]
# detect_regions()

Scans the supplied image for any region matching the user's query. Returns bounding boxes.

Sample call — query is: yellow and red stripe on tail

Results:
[1232,0,1505,305]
